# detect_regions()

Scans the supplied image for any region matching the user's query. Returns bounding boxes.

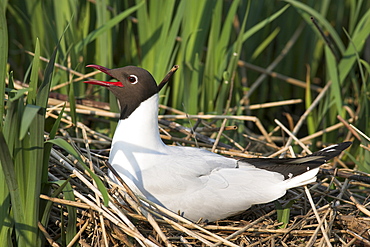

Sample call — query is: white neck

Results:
[112,94,165,150]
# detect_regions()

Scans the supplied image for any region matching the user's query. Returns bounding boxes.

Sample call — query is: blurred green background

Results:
[3,0,370,163]
[5,0,369,135]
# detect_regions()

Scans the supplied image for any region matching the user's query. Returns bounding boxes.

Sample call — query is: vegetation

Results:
[1,0,369,246]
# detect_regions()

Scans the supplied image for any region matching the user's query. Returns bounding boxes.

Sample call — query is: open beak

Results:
[84,64,123,87]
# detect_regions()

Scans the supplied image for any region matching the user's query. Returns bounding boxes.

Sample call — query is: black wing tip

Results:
[321,141,352,152]
[335,141,352,149]
[239,141,352,180]
[313,141,352,161]
[341,141,352,149]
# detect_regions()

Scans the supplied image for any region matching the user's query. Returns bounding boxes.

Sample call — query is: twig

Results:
[163,218,215,246]
[304,186,333,247]
[345,229,370,247]
[298,121,348,144]
[212,68,235,153]
[305,208,331,247]
[51,107,119,118]
[267,146,290,158]
[195,125,238,132]
[146,213,174,247]
[159,104,186,115]
[68,219,90,247]
[360,144,370,152]
[238,99,303,111]
[248,234,281,247]
[274,119,312,154]
[238,60,322,93]
[138,196,239,247]
[105,161,140,204]
[159,119,233,148]
[348,192,370,217]
[350,124,370,142]
[284,80,332,149]
[107,174,174,247]
[239,22,305,104]
[76,190,155,247]
[80,124,109,246]
[212,118,228,153]
[25,50,101,90]
[320,169,370,184]
[38,221,60,247]
[40,194,91,209]
[159,115,273,144]
[337,115,361,140]
[212,210,276,246]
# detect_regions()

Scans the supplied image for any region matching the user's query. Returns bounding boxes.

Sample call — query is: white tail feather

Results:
[283,168,320,189]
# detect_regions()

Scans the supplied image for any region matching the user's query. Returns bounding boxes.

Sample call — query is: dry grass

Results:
[40,95,370,247]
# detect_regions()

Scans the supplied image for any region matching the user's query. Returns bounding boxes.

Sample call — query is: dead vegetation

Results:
[41,94,370,247]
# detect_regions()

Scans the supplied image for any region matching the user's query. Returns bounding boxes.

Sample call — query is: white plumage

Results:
[85,65,351,222]
[109,94,320,221]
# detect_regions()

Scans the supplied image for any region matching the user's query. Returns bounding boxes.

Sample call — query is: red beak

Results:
[84,64,123,87]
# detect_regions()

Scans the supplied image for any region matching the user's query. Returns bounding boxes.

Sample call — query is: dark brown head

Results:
[85,65,159,119]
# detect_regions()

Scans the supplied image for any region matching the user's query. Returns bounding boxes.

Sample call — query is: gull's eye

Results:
[128,75,138,84]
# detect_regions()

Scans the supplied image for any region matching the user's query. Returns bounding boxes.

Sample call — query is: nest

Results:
[42,104,370,246]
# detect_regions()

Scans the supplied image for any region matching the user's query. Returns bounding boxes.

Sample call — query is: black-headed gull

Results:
[85,65,351,222]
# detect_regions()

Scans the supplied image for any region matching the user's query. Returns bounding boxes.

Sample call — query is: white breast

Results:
[107,94,319,222]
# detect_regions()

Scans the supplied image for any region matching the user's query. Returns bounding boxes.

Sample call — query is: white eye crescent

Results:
[128,75,138,84]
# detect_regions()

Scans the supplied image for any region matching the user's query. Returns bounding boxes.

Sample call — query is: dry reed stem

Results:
[38,221,60,247]
[110,175,173,246]
[346,229,370,246]
[237,61,323,93]
[159,114,274,144]
[298,120,350,144]
[274,119,312,154]
[211,69,236,153]
[45,133,369,245]
[139,198,239,246]
[305,206,331,246]
[337,115,362,141]
[160,133,248,155]
[350,124,370,142]
[284,80,332,149]
[239,22,305,105]
[212,118,228,153]
[241,99,303,110]
[53,107,119,118]
[159,119,233,149]
[67,219,90,247]
[212,210,276,246]
[81,125,109,247]
[40,194,91,209]
[25,50,101,89]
